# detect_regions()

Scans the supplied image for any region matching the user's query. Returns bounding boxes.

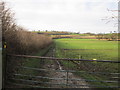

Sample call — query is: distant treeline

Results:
[50,33,119,40]
[34,31,70,35]
[1,2,53,54]
[33,31,119,41]
[96,33,119,41]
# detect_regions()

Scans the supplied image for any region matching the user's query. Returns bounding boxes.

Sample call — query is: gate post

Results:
[2,41,7,88]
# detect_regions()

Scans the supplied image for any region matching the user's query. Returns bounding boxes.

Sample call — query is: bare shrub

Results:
[1,1,53,54]
[1,2,53,86]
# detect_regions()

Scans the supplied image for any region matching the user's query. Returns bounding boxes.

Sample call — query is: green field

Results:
[55,39,118,60]
[54,39,119,87]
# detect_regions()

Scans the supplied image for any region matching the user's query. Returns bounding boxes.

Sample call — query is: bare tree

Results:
[102,9,118,27]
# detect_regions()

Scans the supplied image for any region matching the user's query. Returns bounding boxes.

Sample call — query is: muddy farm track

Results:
[42,47,89,88]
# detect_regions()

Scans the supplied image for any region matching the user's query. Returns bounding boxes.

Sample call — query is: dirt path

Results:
[42,47,89,88]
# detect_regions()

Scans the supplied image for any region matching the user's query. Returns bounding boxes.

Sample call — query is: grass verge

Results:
[7,44,54,87]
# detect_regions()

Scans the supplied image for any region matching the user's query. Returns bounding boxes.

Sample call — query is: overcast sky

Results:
[4,0,118,33]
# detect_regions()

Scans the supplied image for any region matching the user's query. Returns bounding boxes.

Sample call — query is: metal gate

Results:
[4,54,120,88]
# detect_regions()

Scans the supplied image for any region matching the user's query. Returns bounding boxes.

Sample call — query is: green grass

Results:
[55,39,118,60]
[54,38,119,87]
[55,39,118,49]
[19,44,53,74]
[13,44,53,86]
